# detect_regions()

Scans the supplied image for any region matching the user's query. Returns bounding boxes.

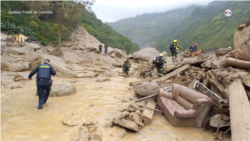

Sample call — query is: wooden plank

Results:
[156,64,190,82]
[141,100,156,125]
[135,94,158,102]
[227,81,250,141]
[113,96,162,112]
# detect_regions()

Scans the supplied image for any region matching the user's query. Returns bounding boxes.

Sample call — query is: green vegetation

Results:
[108,1,250,54]
[1,1,138,53]
[157,1,250,53]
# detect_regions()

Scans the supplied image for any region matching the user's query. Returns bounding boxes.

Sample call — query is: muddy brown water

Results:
[1,73,213,141]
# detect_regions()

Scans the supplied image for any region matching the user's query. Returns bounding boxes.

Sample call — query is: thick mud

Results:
[1,73,213,141]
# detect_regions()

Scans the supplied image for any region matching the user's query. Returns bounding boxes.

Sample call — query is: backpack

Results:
[169,43,176,51]
[155,56,163,66]
[124,62,129,68]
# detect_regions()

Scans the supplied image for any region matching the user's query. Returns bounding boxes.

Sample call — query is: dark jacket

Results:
[28,63,56,79]
[155,56,166,67]
[99,45,102,49]
[104,44,108,49]
[123,61,131,68]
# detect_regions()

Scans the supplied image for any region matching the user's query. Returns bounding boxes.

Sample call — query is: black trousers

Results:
[37,80,51,106]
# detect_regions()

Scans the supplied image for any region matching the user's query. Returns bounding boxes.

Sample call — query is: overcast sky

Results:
[91,0,213,23]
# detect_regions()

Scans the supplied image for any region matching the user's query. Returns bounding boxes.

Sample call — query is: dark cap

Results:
[44,59,50,62]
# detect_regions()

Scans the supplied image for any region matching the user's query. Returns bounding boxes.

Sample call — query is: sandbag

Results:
[225,57,250,69]
[231,40,250,61]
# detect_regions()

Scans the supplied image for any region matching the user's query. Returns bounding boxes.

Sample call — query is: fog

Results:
[92,0,213,22]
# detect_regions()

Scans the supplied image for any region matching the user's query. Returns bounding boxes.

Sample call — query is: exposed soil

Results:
[1,72,213,141]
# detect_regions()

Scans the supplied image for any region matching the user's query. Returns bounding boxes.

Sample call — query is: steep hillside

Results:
[1,1,138,53]
[157,1,250,53]
[108,1,250,53]
[107,5,199,48]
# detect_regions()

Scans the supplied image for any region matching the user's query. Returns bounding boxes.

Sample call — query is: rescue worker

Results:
[155,54,167,77]
[99,44,103,54]
[104,44,108,55]
[189,43,198,53]
[169,40,179,63]
[28,59,56,110]
[122,59,131,77]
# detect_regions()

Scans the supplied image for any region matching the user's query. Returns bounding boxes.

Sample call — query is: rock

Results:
[230,40,250,61]
[234,23,250,49]
[128,54,133,59]
[95,77,111,82]
[50,83,77,97]
[108,48,127,58]
[75,72,97,78]
[133,47,159,62]
[134,82,158,96]
[62,114,84,127]
[215,48,232,57]
[7,47,34,55]
[62,51,83,64]
[103,71,118,77]
[1,55,36,72]
[14,73,28,82]
[6,42,12,47]
[201,60,223,69]
[161,51,168,58]
[1,41,7,47]
[25,42,40,50]
[85,46,99,53]
[38,54,76,78]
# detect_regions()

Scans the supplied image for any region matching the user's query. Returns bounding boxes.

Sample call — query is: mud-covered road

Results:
[1,73,213,141]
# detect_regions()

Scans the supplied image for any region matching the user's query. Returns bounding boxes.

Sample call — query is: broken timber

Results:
[141,100,156,125]
[156,64,190,82]
[227,81,250,141]
[113,96,162,112]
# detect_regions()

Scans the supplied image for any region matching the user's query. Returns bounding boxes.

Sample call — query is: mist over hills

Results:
[108,1,250,53]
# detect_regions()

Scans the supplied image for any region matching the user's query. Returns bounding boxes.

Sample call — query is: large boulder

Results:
[161,51,168,58]
[62,51,84,64]
[7,47,33,55]
[108,48,127,58]
[133,47,159,62]
[201,60,223,69]
[234,22,250,49]
[25,42,40,50]
[215,48,232,57]
[38,54,76,78]
[134,82,158,96]
[1,54,38,72]
[50,82,77,97]
[230,39,250,61]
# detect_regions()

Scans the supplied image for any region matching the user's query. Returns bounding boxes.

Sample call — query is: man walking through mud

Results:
[28,59,56,110]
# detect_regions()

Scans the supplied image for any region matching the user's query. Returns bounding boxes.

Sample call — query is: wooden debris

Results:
[114,96,162,112]
[136,94,158,102]
[156,64,190,82]
[227,81,250,141]
[141,100,156,125]
[113,116,139,131]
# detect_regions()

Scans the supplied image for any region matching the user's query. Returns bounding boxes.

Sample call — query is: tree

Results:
[27,0,94,50]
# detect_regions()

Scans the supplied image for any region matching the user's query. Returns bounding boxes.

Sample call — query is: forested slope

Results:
[108,1,250,54]
[1,1,138,53]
